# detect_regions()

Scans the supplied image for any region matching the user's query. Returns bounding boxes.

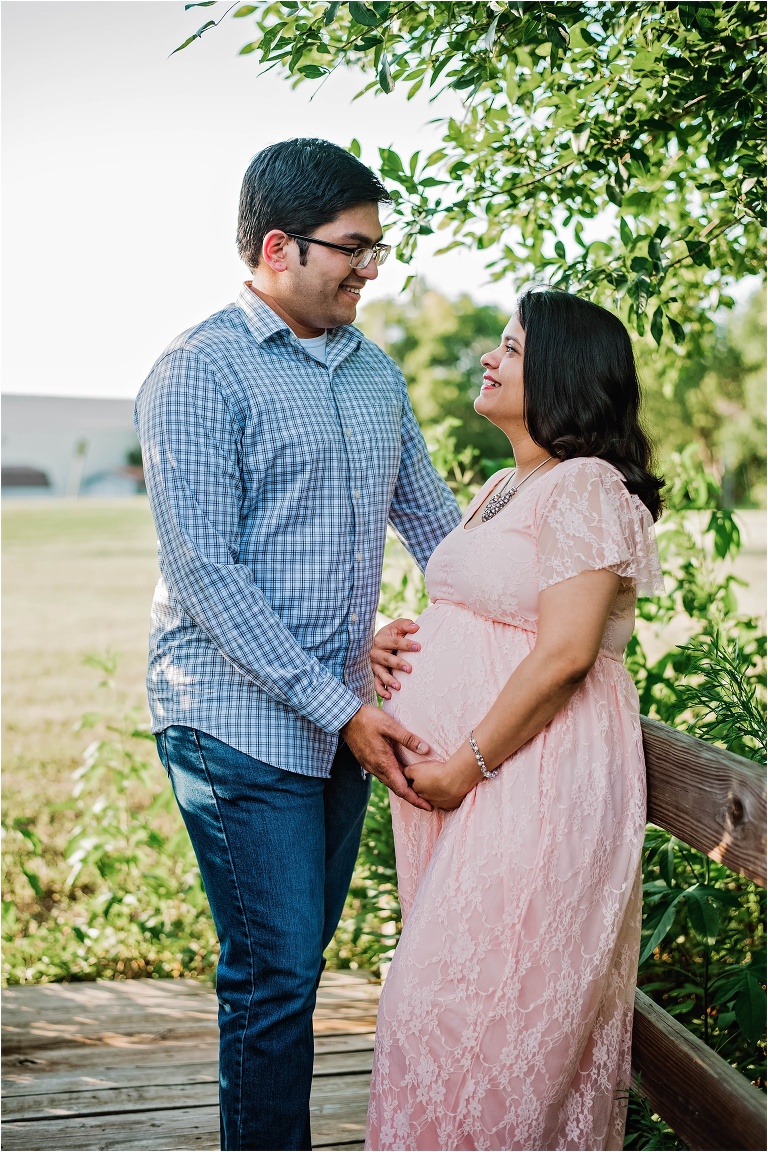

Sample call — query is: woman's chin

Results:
[474,393,499,424]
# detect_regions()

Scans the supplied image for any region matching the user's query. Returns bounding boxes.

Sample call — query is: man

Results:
[135,137,460,1151]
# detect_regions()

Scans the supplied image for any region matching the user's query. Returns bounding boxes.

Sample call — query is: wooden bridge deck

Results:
[2,971,381,1151]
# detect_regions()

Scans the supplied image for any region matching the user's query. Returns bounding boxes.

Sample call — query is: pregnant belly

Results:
[383,601,535,764]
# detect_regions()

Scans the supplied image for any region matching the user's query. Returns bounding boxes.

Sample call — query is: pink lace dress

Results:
[366,457,664,1152]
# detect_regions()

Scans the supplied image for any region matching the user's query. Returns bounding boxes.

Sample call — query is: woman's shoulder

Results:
[554,455,624,480]
[542,456,638,500]
[534,456,652,533]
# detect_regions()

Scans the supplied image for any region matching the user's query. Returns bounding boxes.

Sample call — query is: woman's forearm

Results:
[443,646,592,788]
[478,647,588,766]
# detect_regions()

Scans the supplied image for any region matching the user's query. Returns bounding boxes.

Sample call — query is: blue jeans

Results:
[156,726,370,1151]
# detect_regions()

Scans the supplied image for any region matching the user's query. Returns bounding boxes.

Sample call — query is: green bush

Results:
[2,655,218,985]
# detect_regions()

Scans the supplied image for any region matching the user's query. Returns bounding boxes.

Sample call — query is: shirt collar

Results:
[236,283,362,363]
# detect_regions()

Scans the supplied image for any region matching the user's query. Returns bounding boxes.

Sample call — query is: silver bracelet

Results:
[469,730,499,780]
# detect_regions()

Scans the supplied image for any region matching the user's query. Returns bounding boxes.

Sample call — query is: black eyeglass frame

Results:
[284,233,391,269]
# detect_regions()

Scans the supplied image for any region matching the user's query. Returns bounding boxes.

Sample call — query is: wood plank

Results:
[2,1047,373,1104]
[2,1104,222,1150]
[2,1019,219,1055]
[2,1079,371,1150]
[632,987,766,1150]
[641,716,767,886]
[1,1115,365,1152]
[2,981,378,1053]
[2,1044,220,1088]
[3,1069,372,1122]
[1,1034,374,1096]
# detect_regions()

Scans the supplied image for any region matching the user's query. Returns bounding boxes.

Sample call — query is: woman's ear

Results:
[261,229,291,272]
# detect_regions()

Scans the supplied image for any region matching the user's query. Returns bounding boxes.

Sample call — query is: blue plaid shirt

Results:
[135,286,460,776]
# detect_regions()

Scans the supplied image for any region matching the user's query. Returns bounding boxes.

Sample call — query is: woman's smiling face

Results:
[474,313,526,433]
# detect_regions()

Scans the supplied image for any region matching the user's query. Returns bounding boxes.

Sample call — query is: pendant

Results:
[482,485,518,522]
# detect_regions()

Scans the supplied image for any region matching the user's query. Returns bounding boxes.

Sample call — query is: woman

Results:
[365,287,665,1152]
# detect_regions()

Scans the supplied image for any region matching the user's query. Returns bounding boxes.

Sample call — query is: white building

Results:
[1,395,142,497]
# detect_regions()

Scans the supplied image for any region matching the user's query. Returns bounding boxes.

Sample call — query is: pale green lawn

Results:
[3,499,159,804]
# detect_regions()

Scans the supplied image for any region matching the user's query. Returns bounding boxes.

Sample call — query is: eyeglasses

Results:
[284,233,391,269]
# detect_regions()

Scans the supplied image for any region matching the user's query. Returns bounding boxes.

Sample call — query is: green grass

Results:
[3,498,158,804]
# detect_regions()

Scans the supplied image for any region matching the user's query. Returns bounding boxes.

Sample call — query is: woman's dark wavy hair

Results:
[518,286,664,521]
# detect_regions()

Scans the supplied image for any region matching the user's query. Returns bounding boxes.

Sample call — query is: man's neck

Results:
[246,282,324,339]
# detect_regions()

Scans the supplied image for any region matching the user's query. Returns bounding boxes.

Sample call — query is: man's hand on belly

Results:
[341,704,433,812]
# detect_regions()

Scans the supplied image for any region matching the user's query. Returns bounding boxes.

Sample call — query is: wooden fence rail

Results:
[631,717,767,1151]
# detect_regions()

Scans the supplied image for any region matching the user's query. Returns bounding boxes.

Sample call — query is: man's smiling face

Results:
[276,201,383,332]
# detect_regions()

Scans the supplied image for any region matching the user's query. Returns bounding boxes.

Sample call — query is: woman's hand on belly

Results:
[370,617,421,699]
[408,754,483,811]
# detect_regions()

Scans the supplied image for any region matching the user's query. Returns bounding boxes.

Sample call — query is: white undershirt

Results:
[296,331,328,365]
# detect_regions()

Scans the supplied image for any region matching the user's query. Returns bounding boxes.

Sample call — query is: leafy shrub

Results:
[2,655,218,985]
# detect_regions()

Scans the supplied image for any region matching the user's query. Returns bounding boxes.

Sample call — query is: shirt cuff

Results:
[301,673,363,734]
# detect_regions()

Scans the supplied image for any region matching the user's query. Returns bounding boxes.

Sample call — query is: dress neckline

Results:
[462,461,561,533]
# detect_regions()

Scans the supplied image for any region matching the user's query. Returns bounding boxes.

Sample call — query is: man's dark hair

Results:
[517,286,664,521]
[237,138,390,268]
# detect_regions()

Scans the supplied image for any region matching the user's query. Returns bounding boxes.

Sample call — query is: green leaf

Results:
[379,147,403,173]
[184,1,216,7]
[22,867,44,899]
[650,306,664,346]
[349,1,381,27]
[378,52,394,93]
[232,4,257,14]
[324,1,341,24]
[371,0,390,15]
[639,895,682,964]
[606,183,622,206]
[706,510,741,559]
[484,14,500,53]
[658,837,677,887]
[171,33,203,55]
[734,973,767,1045]
[300,64,329,78]
[170,19,216,55]
[619,217,633,248]
[667,315,685,344]
[349,137,361,158]
[684,886,720,947]
[554,240,566,259]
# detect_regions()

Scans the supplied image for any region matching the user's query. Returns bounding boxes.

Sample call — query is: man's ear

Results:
[262,229,291,272]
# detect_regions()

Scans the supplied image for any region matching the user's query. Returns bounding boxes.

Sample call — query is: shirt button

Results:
[353,490,360,500]
[344,428,352,437]
[355,551,362,561]
[350,612,358,622]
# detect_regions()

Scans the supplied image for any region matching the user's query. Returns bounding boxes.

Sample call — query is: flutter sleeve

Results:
[537,459,665,596]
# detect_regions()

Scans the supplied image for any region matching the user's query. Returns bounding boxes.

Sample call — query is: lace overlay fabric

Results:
[366,458,664,1151]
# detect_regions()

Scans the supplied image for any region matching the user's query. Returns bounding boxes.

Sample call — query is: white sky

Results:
[3,0,513,399]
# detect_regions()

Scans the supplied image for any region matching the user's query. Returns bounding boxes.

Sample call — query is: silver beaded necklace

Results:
[481,456,554,523]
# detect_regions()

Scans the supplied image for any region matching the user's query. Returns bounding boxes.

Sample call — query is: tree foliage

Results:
[180,0,766,343]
